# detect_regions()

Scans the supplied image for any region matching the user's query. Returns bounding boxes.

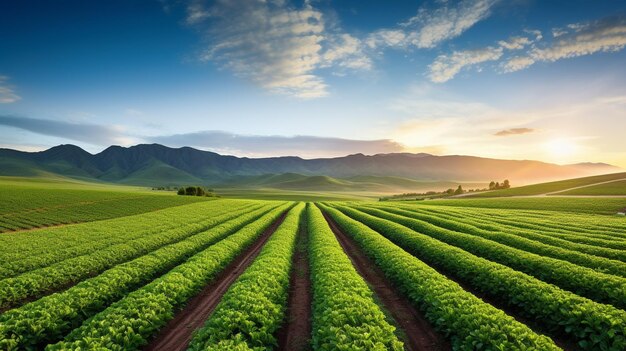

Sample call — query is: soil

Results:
[322,211,450,351]
[142,211,288,351]
[276,216,312,351]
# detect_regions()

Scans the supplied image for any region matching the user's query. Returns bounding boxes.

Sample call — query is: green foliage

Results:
[45,203,291,351]
[559,179,626,195]
[0,180,208,232]
[307,204,404,351]
[422,197,626,214]
[0,203,285,350]
[334,205,626,350]
[188,203,305,350]
[320,203,560,351]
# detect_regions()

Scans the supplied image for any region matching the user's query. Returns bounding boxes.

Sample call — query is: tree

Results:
[454,185,464,195]
[489,181,496,190]
[446,188,455,195]
[185,186,197,196]
[503,179,510,189]
[177,188,185,195]
[495,182,500,189]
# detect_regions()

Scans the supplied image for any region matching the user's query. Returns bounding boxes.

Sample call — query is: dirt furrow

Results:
[143,212,288,351]
[322,211,450,351]
[276,213,312,351]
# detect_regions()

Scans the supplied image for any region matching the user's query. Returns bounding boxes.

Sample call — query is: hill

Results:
[465,172,626,197]
[0,143,619,187]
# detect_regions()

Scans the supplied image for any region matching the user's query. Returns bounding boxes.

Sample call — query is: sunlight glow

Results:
[545,138,578,158]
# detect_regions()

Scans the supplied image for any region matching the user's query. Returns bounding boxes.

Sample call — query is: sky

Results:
[1,0,626,167]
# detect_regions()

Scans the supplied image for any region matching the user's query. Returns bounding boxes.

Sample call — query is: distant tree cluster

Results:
[489,179,511,190]
[177,186,215,197]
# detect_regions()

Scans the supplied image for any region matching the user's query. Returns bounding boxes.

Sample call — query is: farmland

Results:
[1,179,626,350]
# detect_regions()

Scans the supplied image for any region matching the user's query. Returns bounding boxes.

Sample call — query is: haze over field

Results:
[1,0,626,171]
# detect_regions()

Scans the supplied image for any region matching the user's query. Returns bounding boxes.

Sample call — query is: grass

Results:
[558,179,626,196]
[215,188,375,201]
[466,172,626,197]
[0,176,211,231]
[419,197,626,214]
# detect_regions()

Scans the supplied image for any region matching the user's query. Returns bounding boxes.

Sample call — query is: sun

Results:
[545,138,577,158]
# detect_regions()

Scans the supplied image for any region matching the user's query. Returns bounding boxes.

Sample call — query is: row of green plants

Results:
[0,200,240,263]
[46,203,291,351]
[449,207,626,245]
[0,201,260,279]
[188,202,305,350]
[369,204,626,277]
[0,204,283,350]
[403,205,626,263]
[0,203,266,310]
[0,193,207,232]
[307,204,404,350]
[357,206,626,309]
[334,205,626,350]
[319,204,561,350]
[413,204,626,239]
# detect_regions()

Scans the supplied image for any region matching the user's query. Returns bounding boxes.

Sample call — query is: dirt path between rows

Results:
[322,210,450,351]
[276,214,312,351]
[143,211,288,351]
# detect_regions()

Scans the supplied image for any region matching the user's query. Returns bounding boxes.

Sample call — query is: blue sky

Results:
[1,0,626,167]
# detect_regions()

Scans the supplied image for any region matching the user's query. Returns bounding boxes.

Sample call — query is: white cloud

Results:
[367,0,499,49]
[322,34,372,70]
[428,46,503,82]
[0,76,20,103]
[500,56,535,73]
[189,0,371,99]
[532,18,626,62]
[498,36,532,50]
[504,17,626,73]
[524,29,543,41]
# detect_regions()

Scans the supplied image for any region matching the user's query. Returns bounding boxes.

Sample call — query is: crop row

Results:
[307,204,404,350]
[412,204,626,240]
[0,203,285,350]
[188,202,305,350]
[356,205,626,309]
[333,204,626,350]
[367,204,626,277]
[0,201,260,279]
[436,206,626,244]
[319,204,560,350]
[0,192,207,232]
[46,203,291,350]
[0,200,244,263]
[0,203,266,310]
[399,205,626,263]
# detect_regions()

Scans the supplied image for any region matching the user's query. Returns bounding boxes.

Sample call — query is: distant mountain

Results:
[0,143,620,187]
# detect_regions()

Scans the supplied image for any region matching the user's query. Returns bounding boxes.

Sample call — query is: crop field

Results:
[0,177,209,232]
[559,179,626,196]
[1,194,626,350]
[466,172,626,197]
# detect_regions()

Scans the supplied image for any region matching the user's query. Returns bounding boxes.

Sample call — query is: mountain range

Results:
[0,144,619,191]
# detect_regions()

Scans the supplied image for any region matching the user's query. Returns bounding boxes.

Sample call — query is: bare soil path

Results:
[276,213,312,351]
[322,210,450,351]
[143,212,288,351]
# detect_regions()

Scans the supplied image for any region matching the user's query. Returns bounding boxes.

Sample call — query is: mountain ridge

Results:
[0,143,620,187]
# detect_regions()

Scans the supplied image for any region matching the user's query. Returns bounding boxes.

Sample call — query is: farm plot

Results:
[1,198,626,350]
[0,180,209,232]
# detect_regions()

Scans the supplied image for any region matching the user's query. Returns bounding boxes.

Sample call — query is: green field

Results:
[558,179,626,196]
[0,176,210,232]
[467,172,626,197]
[418,197,626,214]
[1,176,626,350]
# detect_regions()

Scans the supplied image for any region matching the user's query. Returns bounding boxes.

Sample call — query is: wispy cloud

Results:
[428,46,503,82]
[0,115,133,145]
[188,0,371,99]
[0,76,20,103]
[368,0,499,49]
[150,130,404,158]
[504,16,626,73]
[494,128,535,136]
[498,36,532,50]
